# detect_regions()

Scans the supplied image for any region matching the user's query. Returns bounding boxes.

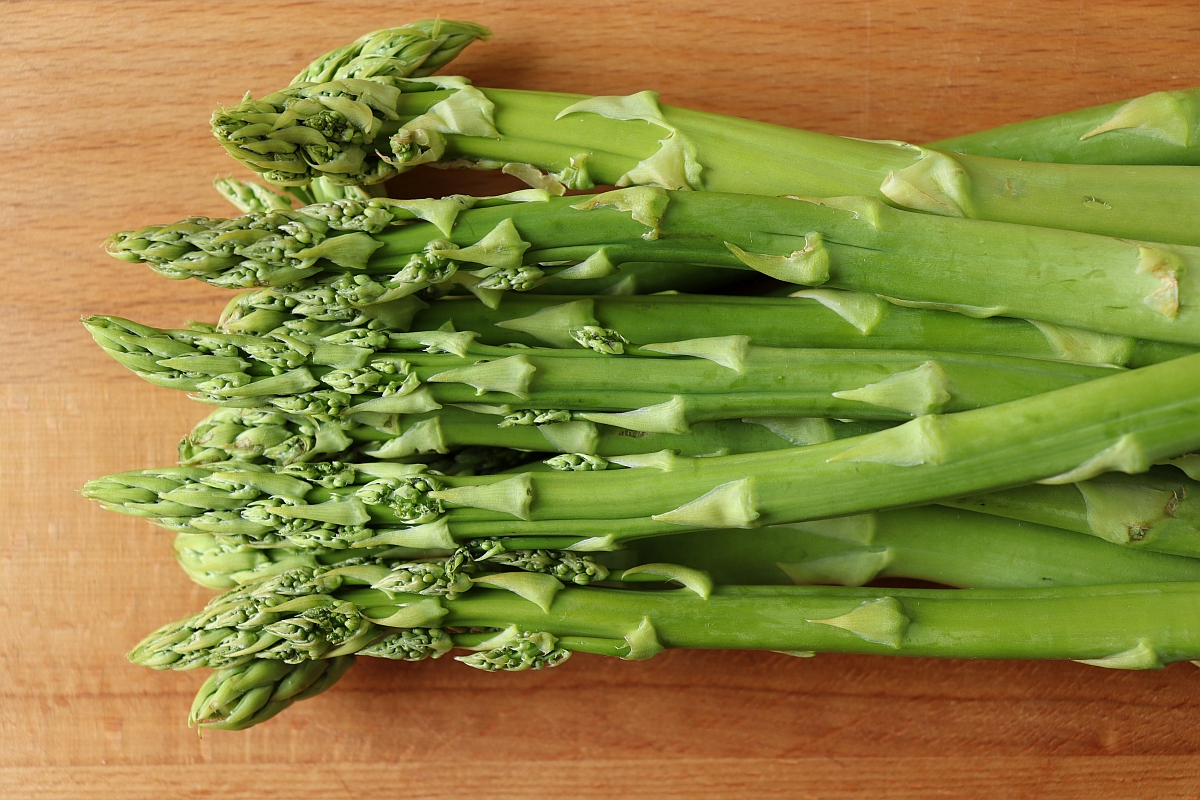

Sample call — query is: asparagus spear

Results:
[188,655,355,730]
[178,405,883,467]
[292,20,492,85]
[929,88,1200,166]
[83,349,1200,551]
[107,189,1200,345]
[131,562,1200,672]
[219,290,1197,369]
[86,313,1119,430]
[174,503,1200,593]
[209,57,1200,245]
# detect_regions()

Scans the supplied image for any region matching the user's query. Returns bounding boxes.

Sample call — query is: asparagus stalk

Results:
[131,562,1200,673]
[83,349,1200,551]
[87,313,1120,430]
[175,502,1200,593]
[929,88,1200,166]
[179,405,884,467]
[631,506,1200,588]
[944,468,1200,557]
[210,59,1200,245]
[219,290,1197,369]
[107,189,1200,345]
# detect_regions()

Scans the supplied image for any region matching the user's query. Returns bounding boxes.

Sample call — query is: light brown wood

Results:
[4,1,1200,796]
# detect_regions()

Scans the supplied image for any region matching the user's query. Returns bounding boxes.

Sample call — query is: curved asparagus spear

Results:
[929,89,1200,166]
[107,189,1200,345]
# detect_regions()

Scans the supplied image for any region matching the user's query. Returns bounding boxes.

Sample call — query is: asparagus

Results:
[945,468,1200,557]
[631,507,1200,588]
[209,51,1200,246]
[929,88,1200,166]
[188,655,355,730]
[178,405,885,467]
[174,503,1200,593]
[88,312,1119,432]
[84,349,1200,551]
[107,189,1200,345]
[219,290,1197,369]
[131,562,1200,672]
[292,20,492,85]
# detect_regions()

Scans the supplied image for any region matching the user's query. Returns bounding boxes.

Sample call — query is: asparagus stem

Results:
[134,563,1200,671]
[944,468,1200,557]
[84,351,1200,550]
[107,190,1200,345]
[928,88,1200,166]
[212,65,1200,244]
[630,506,1200,588]
[218,290,1196,369]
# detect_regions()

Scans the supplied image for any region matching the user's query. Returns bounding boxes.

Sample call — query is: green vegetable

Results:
[220,290,1197,369]
[84,349,1200,551]
[132,563,1200,671]
[211,55,1200,245]
[107,189,1200,344]
[189,655,355,730]
[929,88,1200,165]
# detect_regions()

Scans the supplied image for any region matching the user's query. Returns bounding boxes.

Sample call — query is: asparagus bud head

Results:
[456,629,571,672]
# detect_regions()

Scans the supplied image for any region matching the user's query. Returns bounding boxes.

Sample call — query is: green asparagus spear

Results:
[292,20,492,85]
[84,313,1118,431]
[83,349,1200,551]
[132,562,1200,673]
[174,502,1200,593]
[107,189,1200,345]
[210,55,1200,245]
[929,89,1200,166]
[219,290,1197,369]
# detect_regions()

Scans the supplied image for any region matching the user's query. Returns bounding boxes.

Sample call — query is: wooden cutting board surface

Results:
[4,1,1200,796]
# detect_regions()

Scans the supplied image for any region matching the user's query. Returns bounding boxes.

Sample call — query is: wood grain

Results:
[3,1,1200,796]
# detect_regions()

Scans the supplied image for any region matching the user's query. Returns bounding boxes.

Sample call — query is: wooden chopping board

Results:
[3,1,1200,796]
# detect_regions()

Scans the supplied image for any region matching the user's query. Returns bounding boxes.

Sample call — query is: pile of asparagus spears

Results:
[84,19,1200,730]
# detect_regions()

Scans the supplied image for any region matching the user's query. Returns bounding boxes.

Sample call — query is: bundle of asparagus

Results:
[86,19,1200,731]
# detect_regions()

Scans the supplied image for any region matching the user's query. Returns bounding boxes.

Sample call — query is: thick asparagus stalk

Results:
[84,350,1200,550]
[107,189,1200,345]
[929,88,1200,166]
[210,60,1200,245]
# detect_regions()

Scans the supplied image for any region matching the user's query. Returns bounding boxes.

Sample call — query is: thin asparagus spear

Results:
[85,314,1117,429]
[175,502,1200,593]
[83,350,1200,551]
[629,506,1200,588]
[107,189,1200,345]
[929,88,1200,166]
[132,562,1200,672]
[219,290,1197,369]
[179,405,882,467]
